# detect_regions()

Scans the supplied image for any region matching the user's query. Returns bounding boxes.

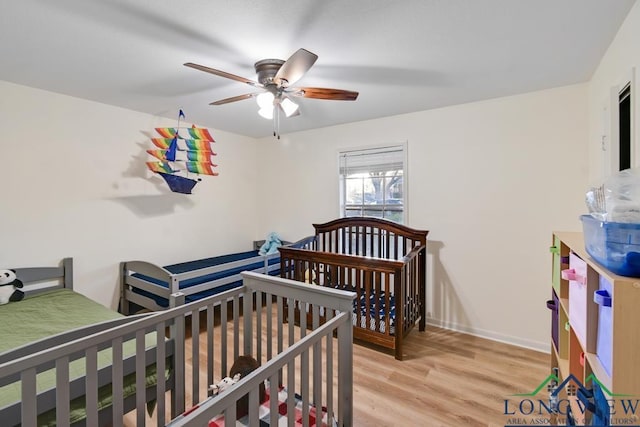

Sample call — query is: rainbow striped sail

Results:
[146,161,177,174]
[146,149,217,163]
[155,127,214,142]
[151,138,215,153]
[146,113,219,194]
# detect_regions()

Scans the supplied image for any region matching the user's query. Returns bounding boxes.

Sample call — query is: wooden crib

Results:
[279,217,428,360]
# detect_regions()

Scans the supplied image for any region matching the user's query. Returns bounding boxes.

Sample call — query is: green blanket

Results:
[0,289,166,426]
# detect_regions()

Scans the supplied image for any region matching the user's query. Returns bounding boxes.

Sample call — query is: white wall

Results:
[588,1,640,183]
[0,81,259,309]
[255,84,589,351]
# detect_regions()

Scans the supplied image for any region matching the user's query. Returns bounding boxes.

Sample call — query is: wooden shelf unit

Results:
[550,231,640,424]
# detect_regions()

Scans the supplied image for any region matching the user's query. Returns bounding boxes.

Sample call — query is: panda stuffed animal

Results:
[0,269,25,305]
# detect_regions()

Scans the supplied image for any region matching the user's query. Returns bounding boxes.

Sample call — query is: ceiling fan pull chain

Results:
[273,107,277,138]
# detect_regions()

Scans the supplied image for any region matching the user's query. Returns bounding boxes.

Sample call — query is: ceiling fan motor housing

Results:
[254,59,285,87]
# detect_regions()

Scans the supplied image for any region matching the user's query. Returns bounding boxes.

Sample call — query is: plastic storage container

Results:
[595,276,613,377]
[580,214,640,277]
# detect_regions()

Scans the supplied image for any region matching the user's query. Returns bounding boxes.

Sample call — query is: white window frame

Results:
[337,142,408,224]
[602,67,636,176]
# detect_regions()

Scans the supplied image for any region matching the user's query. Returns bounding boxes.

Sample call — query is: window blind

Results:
[339,145,404,175]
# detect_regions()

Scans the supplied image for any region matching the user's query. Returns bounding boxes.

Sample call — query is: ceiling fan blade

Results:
[210,93,261,105]
[274,48,318,87]
[184,62,262,88]
[293,87,359,101]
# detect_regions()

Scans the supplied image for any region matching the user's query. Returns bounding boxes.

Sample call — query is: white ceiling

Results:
[1,0,635,138]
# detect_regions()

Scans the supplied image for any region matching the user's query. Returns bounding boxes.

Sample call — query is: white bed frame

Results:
[1,259,355,427]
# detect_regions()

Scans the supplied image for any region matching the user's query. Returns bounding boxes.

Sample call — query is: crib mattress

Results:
[133,250,281,307]
[208,387,336,427]
[0,289,163,426]
[300,290,397,334]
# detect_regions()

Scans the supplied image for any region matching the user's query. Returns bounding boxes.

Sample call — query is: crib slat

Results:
[173,312,186,417]
[155,323,166,427]
[207,304,214,396]
[301,347,310,427]
[325,313,334,427]
[221,302,228,376]
[85,346,98,427]
[256,290,263,360]
[267,294,273,360]
[111,338,124,427]
[233,296,240,359]
[313,338,322,427]
[287,358,296,427]
[364,270,371,331]
[269,374,279,426]
[21,368,37,427]
[288,297,295,346]
[191,307,200,405]
[55,357,70,426]
[248,388,260,425]
[277,295,284,386]
[385,271,391,335]
[135,329,146,426]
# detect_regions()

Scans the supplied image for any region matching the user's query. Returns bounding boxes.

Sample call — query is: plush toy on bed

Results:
[304,268,317,284]
[258,232,283,255]
[0,269,25,305]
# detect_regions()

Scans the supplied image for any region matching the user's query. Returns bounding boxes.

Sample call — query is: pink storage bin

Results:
[564,252,588,347]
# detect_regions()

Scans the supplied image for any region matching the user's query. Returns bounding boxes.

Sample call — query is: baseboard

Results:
[426,317,550,354]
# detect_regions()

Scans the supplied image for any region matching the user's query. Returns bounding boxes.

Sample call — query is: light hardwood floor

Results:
[126,318,549,426]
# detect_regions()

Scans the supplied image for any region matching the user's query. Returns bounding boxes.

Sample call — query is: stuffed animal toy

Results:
[229,355,266,418]
[258,232,283,255]
[209,373,241,395]
[0,269,24,305]
[208,355,266,419]
[304,268,317,284]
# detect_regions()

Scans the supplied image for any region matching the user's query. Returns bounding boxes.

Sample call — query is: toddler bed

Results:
[279,217,428,360]
[0,258,175,427]
[1,261,355,427]
[120,238,309,314]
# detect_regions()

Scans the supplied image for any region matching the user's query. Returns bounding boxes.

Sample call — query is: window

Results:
[339,144,406,223]
[619,83,631,171]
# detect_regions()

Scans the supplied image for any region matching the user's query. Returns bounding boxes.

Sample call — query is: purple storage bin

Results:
[595,276,613,376]
[547,290,559,351]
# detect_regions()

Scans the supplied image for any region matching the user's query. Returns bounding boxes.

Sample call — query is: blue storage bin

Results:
[592,381,611,426]
[580,214,640,277]
[595,276,613,377]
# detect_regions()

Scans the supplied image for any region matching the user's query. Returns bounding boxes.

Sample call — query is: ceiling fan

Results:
[184,48,359,138]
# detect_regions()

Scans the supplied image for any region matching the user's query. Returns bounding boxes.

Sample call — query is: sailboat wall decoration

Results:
[146,110,218,194]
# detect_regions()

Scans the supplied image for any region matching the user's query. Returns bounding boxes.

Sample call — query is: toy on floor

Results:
[0,269,24,305]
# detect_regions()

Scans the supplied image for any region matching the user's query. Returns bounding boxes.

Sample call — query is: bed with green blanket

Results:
[0,258,173,427]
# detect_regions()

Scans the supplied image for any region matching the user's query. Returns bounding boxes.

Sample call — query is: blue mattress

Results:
[132,250,281,308]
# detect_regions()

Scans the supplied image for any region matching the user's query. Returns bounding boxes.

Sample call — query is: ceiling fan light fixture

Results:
[258,106,274,120]
[256,92,275,109]
[279,97,299,117]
